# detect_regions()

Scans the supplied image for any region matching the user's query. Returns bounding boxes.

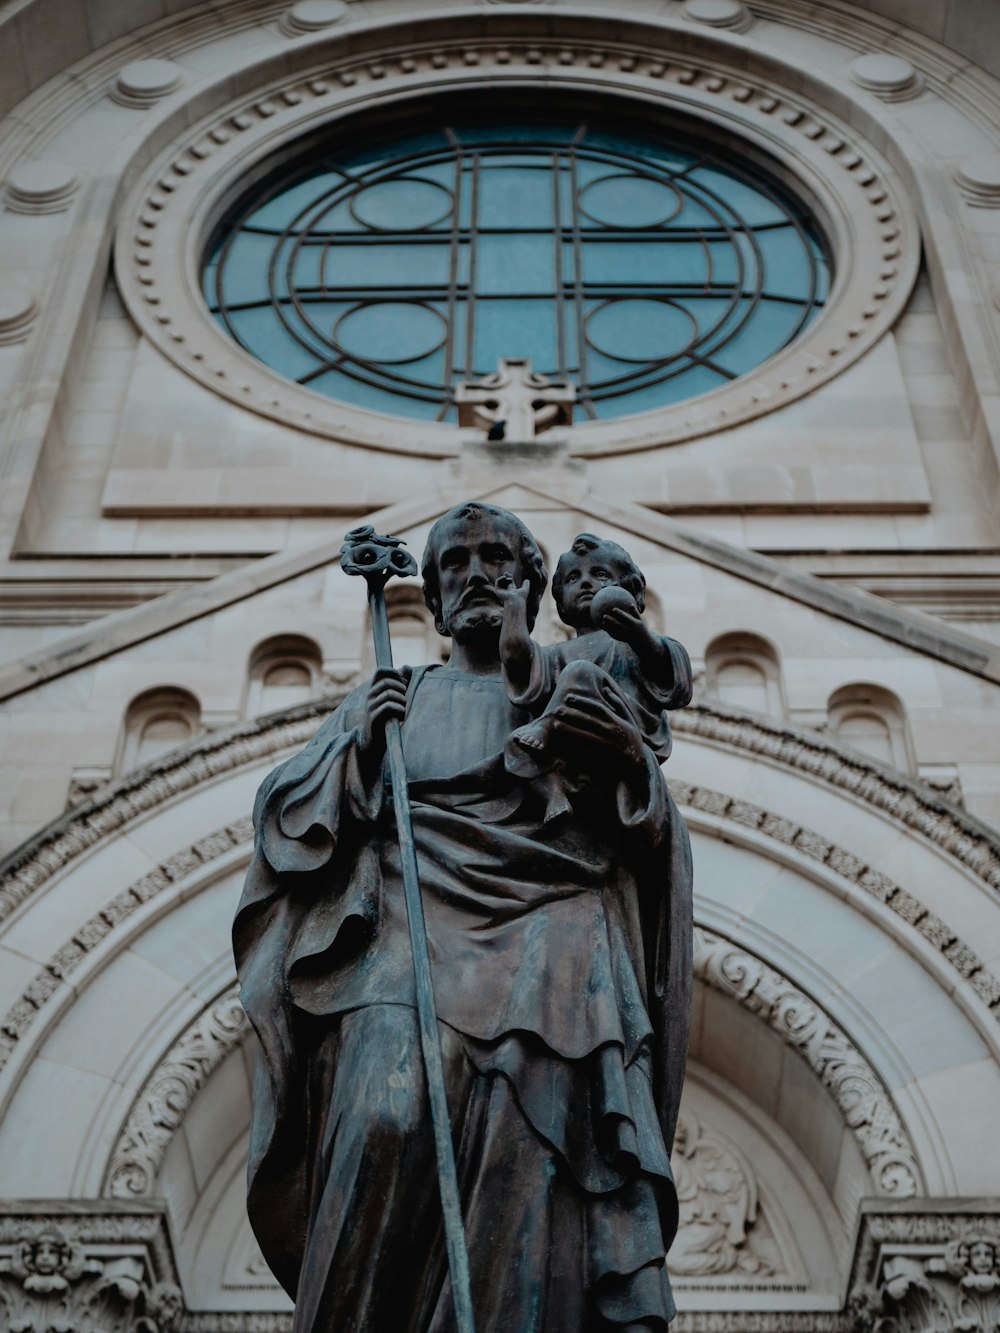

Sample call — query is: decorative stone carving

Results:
[694,928,921,1199]
[683,0,753,34]
[4,161,78,215]
[111,60,183,109]
[0,1218,181,1333]
[848,54,922,102]
[105,987,248,1199]
[455,357,575,441]
[280,0,349,36]
[956,154,1000,207]
[669,1110,784,1278]
[849,1209,1000,1332]
[0,279,36,346]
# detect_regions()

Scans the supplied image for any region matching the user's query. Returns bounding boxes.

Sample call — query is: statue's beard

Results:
[445,601,504,644]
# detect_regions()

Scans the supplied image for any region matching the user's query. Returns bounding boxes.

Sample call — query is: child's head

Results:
[551,533,646,629]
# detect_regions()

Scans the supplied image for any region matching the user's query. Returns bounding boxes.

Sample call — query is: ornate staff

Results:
[340,525,477,1333]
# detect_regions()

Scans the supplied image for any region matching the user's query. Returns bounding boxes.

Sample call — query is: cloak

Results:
[233,665,693,1315]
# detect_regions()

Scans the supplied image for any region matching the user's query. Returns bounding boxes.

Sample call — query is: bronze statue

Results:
[233,502,693,1332]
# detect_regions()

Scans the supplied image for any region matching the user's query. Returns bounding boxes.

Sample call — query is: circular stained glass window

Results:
[203,121,830,423]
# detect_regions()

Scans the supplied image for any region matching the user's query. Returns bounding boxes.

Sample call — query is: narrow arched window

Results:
[704,632,784,718]
[828,683,912,772]
[118,687,201,774]
[245,635,322,717]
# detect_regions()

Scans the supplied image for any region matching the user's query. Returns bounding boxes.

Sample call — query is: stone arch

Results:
[1,698,998,1206]
[98,922,921,1213]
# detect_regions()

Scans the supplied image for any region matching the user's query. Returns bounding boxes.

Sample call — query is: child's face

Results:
[558,549,628,628]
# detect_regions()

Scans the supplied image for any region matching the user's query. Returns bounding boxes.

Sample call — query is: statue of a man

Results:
[233,502,693,1332]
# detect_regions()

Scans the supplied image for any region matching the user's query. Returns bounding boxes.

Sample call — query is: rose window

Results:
[203,120,830,423]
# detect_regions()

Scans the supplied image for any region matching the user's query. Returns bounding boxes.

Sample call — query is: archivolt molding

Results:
[2,699,999,1092]
[104,984,247,1202]
[113,14,918,458]
[693,927,921,1199]
[96,924,920,1211]
[673,704,1000,905]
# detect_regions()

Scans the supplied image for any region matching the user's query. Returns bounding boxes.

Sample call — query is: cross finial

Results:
[455,358,575,443]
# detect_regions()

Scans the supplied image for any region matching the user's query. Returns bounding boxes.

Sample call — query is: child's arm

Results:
[496,576,535,696]
[601,604,693,707]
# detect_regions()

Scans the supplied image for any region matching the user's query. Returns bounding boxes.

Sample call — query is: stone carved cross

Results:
[455,357,575,442]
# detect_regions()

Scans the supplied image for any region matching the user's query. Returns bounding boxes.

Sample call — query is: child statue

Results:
[497,531,693,822]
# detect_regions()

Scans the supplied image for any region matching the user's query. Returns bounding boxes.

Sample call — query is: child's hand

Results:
[591,585,644,645]
[600,603,645,645]
[495,574,531,614]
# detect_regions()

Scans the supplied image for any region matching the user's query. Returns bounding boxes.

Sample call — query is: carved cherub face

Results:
[29,1231,69,1276]
[967,1239,998,1275]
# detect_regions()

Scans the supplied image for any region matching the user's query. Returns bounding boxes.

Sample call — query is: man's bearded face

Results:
[433,511,525,643]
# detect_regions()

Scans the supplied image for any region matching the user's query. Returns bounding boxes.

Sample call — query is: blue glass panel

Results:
[580,175,684,229]
[668,193,728,231]
[320,242,451,289]
[247,173,346,230]
[685,168,789,226]
[472,299,558,376]
[578,130,697,173]
[591,363,727,417]
[586,299,697,364]
[206,119,830,423]
[476,234,555,295]
[337,130,451,171]
[222,307,327,381]
[679,296,752,354]
[754,225,816,300]
[456,124,578,146]
[298,198,363,236]
[335,302,446,364]
[307,366,444,419]
[409,159,461,191]
[582,241,710,288]
[284,239,325,292]
[477,167,553,229]
[351,177,454,231]
[710,298,812,376]
[214,231,283,306]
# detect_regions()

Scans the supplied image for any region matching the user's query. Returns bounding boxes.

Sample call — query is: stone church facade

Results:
[2,1,1000,1328]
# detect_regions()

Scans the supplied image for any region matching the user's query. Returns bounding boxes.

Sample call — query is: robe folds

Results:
[233,665,693,1332]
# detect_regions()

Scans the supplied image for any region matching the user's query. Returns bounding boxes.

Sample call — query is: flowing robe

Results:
[234,665,693,1332]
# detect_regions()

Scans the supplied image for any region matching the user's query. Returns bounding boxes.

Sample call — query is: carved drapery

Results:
[104,988,247,1200]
